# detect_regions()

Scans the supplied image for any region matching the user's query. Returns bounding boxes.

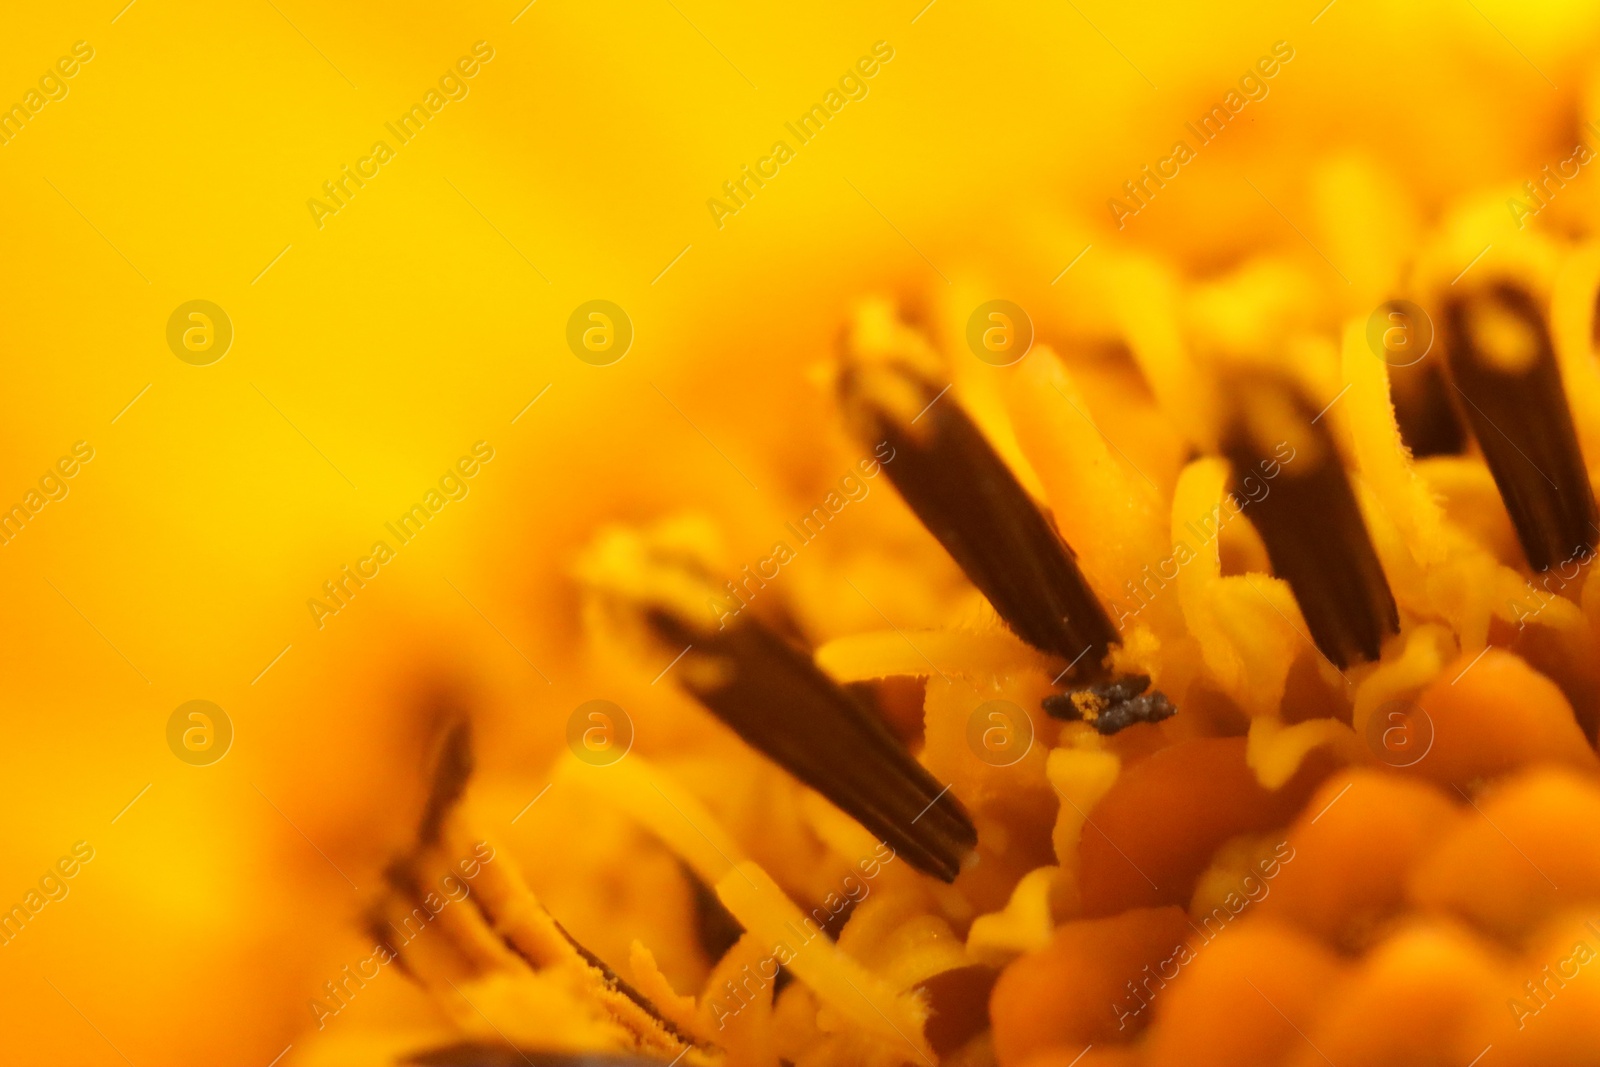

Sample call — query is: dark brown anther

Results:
[1391,359,1467,458]
[645,606,976,882]
[684,860,744,964]
[1220,378,1398,670]
[1444,283,1598,572]
[1369,297,1465,457]
[837,309,1117,680]
[577,524,977,881]
[418,716,473,847]
[546,917,697,1046]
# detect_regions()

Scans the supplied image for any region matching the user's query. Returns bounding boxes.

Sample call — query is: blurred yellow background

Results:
[2,0,1597,1062]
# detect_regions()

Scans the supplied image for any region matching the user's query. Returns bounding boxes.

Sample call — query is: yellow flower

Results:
[9,1,1600,1065]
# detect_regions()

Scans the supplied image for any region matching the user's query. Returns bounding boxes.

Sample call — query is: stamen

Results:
[1444,283,1598,572]
[417,715,473,847]
[548,917,697,1045]
[838,307,1118,677]
[1220,378,1398,669]
[645,604,977,882]
[1390,360,1467,458]
[576,523,976,881]
[771,884,858,997]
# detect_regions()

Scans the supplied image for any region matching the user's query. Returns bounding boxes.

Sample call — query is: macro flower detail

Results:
[351,209,1600,1063]
[16,5,1600,1067]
